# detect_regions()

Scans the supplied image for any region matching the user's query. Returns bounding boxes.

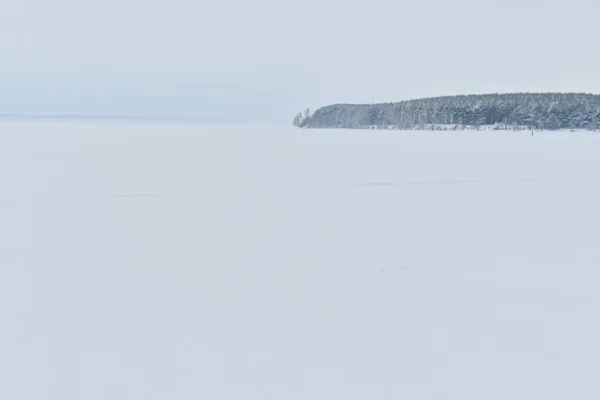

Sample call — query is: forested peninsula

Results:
[293,93,600,131]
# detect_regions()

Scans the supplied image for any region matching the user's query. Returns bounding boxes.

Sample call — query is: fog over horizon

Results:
[1,0,599,123]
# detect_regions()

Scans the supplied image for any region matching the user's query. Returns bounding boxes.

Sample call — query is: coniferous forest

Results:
[294,93,600,131]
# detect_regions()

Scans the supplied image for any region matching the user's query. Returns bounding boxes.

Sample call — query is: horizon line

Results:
[0,113,244,123]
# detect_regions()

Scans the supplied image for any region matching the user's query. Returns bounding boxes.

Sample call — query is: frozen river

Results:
[2,122,599,399]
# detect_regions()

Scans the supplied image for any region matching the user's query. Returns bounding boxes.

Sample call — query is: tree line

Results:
[294,93,600,130]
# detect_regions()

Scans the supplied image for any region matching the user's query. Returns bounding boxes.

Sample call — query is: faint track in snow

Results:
[0,177,560,205]
[354,176,554,187]
[0,191,239,204]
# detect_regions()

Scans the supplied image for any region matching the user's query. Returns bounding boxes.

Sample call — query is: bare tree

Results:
[292,109,311,128]
[292,113,302,127]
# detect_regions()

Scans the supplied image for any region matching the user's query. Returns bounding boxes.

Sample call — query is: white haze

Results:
[1,0,600,122]
[2,123,600,399]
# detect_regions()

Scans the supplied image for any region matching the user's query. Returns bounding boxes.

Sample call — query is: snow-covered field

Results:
[2,122,600,399]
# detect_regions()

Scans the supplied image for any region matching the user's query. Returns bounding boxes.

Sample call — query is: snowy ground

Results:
[2,122,600,399]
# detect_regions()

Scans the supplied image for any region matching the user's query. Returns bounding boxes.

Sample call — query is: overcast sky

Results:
[1,0,599,123]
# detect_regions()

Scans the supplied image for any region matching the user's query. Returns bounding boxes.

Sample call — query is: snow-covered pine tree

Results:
[297,93,600,130]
